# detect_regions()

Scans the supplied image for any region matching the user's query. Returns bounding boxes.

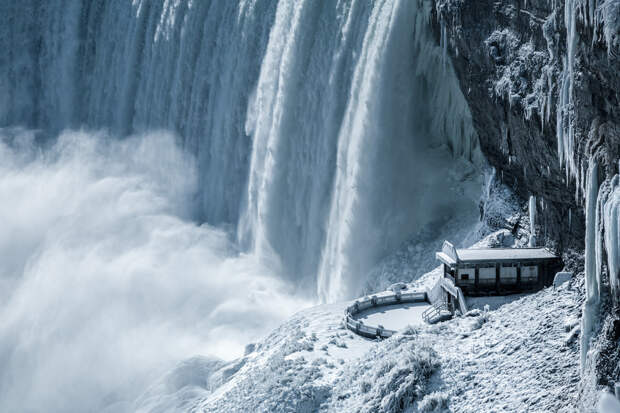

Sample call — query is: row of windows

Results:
[457,265,538,281]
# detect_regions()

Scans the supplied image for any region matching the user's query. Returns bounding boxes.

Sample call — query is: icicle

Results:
[569,207,572,230]
[529,195,537,247]
[501,122,508,154]
[603,174,620,303]
[595,180,605,306]
[557,0,579,181]
[580,159,599,373]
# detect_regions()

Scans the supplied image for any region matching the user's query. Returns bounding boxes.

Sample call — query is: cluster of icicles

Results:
[515,0,620,373]
[581,159,620,371]
[556,0,618,189]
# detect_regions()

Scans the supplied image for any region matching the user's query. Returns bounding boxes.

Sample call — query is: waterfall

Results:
[0,0,480,302]
[1,0,278,225]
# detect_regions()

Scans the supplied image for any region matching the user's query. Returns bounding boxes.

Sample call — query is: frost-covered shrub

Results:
[205,354,331,412]
[282,328,315,355]
[328,335,439,412]
[418,391,450,412]
[401,325,420,336]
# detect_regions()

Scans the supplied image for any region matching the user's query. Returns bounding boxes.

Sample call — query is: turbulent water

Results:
[0,0,482,411]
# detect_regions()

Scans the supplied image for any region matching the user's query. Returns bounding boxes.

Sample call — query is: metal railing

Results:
[421,301,450,324]
[344,291,427,339]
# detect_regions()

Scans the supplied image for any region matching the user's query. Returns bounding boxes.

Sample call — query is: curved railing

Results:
[343,291,427,339]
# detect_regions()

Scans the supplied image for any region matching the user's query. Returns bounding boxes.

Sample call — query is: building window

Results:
[461,274,469,280]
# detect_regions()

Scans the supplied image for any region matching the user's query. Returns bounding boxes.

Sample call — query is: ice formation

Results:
[529,195,537,247]
[581,159,600,371]
[557,0,580,181]
[596,169,620,304]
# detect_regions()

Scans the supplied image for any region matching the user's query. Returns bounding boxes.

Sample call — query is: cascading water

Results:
[0,1,483,411]
[1,0,479,303]
[1,0,278,225]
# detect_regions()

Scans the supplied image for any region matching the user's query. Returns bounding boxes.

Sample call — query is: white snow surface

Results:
[455,247,557,262]
[354,302,430,330]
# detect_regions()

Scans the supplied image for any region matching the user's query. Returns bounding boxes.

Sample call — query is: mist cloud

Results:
[0,129,307,412]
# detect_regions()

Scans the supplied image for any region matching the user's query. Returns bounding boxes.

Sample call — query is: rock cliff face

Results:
[431,0,620,403]
[431,0,619,259]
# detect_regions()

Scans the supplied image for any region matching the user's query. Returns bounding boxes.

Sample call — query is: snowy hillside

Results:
[132,263,583,412]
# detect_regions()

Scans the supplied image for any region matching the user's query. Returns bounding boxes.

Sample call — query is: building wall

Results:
[452,260,548,291]
[521,265,539,284]
[500,264,517,285]
[457,267,475,285]
[479,266,496,286]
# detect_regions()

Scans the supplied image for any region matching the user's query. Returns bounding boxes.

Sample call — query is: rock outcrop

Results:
[432,0,620,257]
[431,0,620,405]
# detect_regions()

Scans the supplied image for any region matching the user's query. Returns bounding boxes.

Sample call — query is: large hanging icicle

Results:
[529,195,537,247]
[581,159,600,372]
[602,173,620,302]
[557,0,580,181]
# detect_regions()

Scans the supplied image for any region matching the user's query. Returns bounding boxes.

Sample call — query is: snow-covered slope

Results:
[131,204,585,413]
[132,270,582,412]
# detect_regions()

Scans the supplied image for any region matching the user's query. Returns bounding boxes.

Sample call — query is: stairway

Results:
[422,301,453,324]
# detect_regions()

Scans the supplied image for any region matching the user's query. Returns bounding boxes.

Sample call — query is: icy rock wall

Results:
[434,0,620,252]
[433,0,620,400]
[0,0,482,302]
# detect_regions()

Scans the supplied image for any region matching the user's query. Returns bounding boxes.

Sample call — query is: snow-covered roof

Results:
[436,243,557,266]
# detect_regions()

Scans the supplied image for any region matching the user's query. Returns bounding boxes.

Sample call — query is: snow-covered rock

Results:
[554,271,574,287]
